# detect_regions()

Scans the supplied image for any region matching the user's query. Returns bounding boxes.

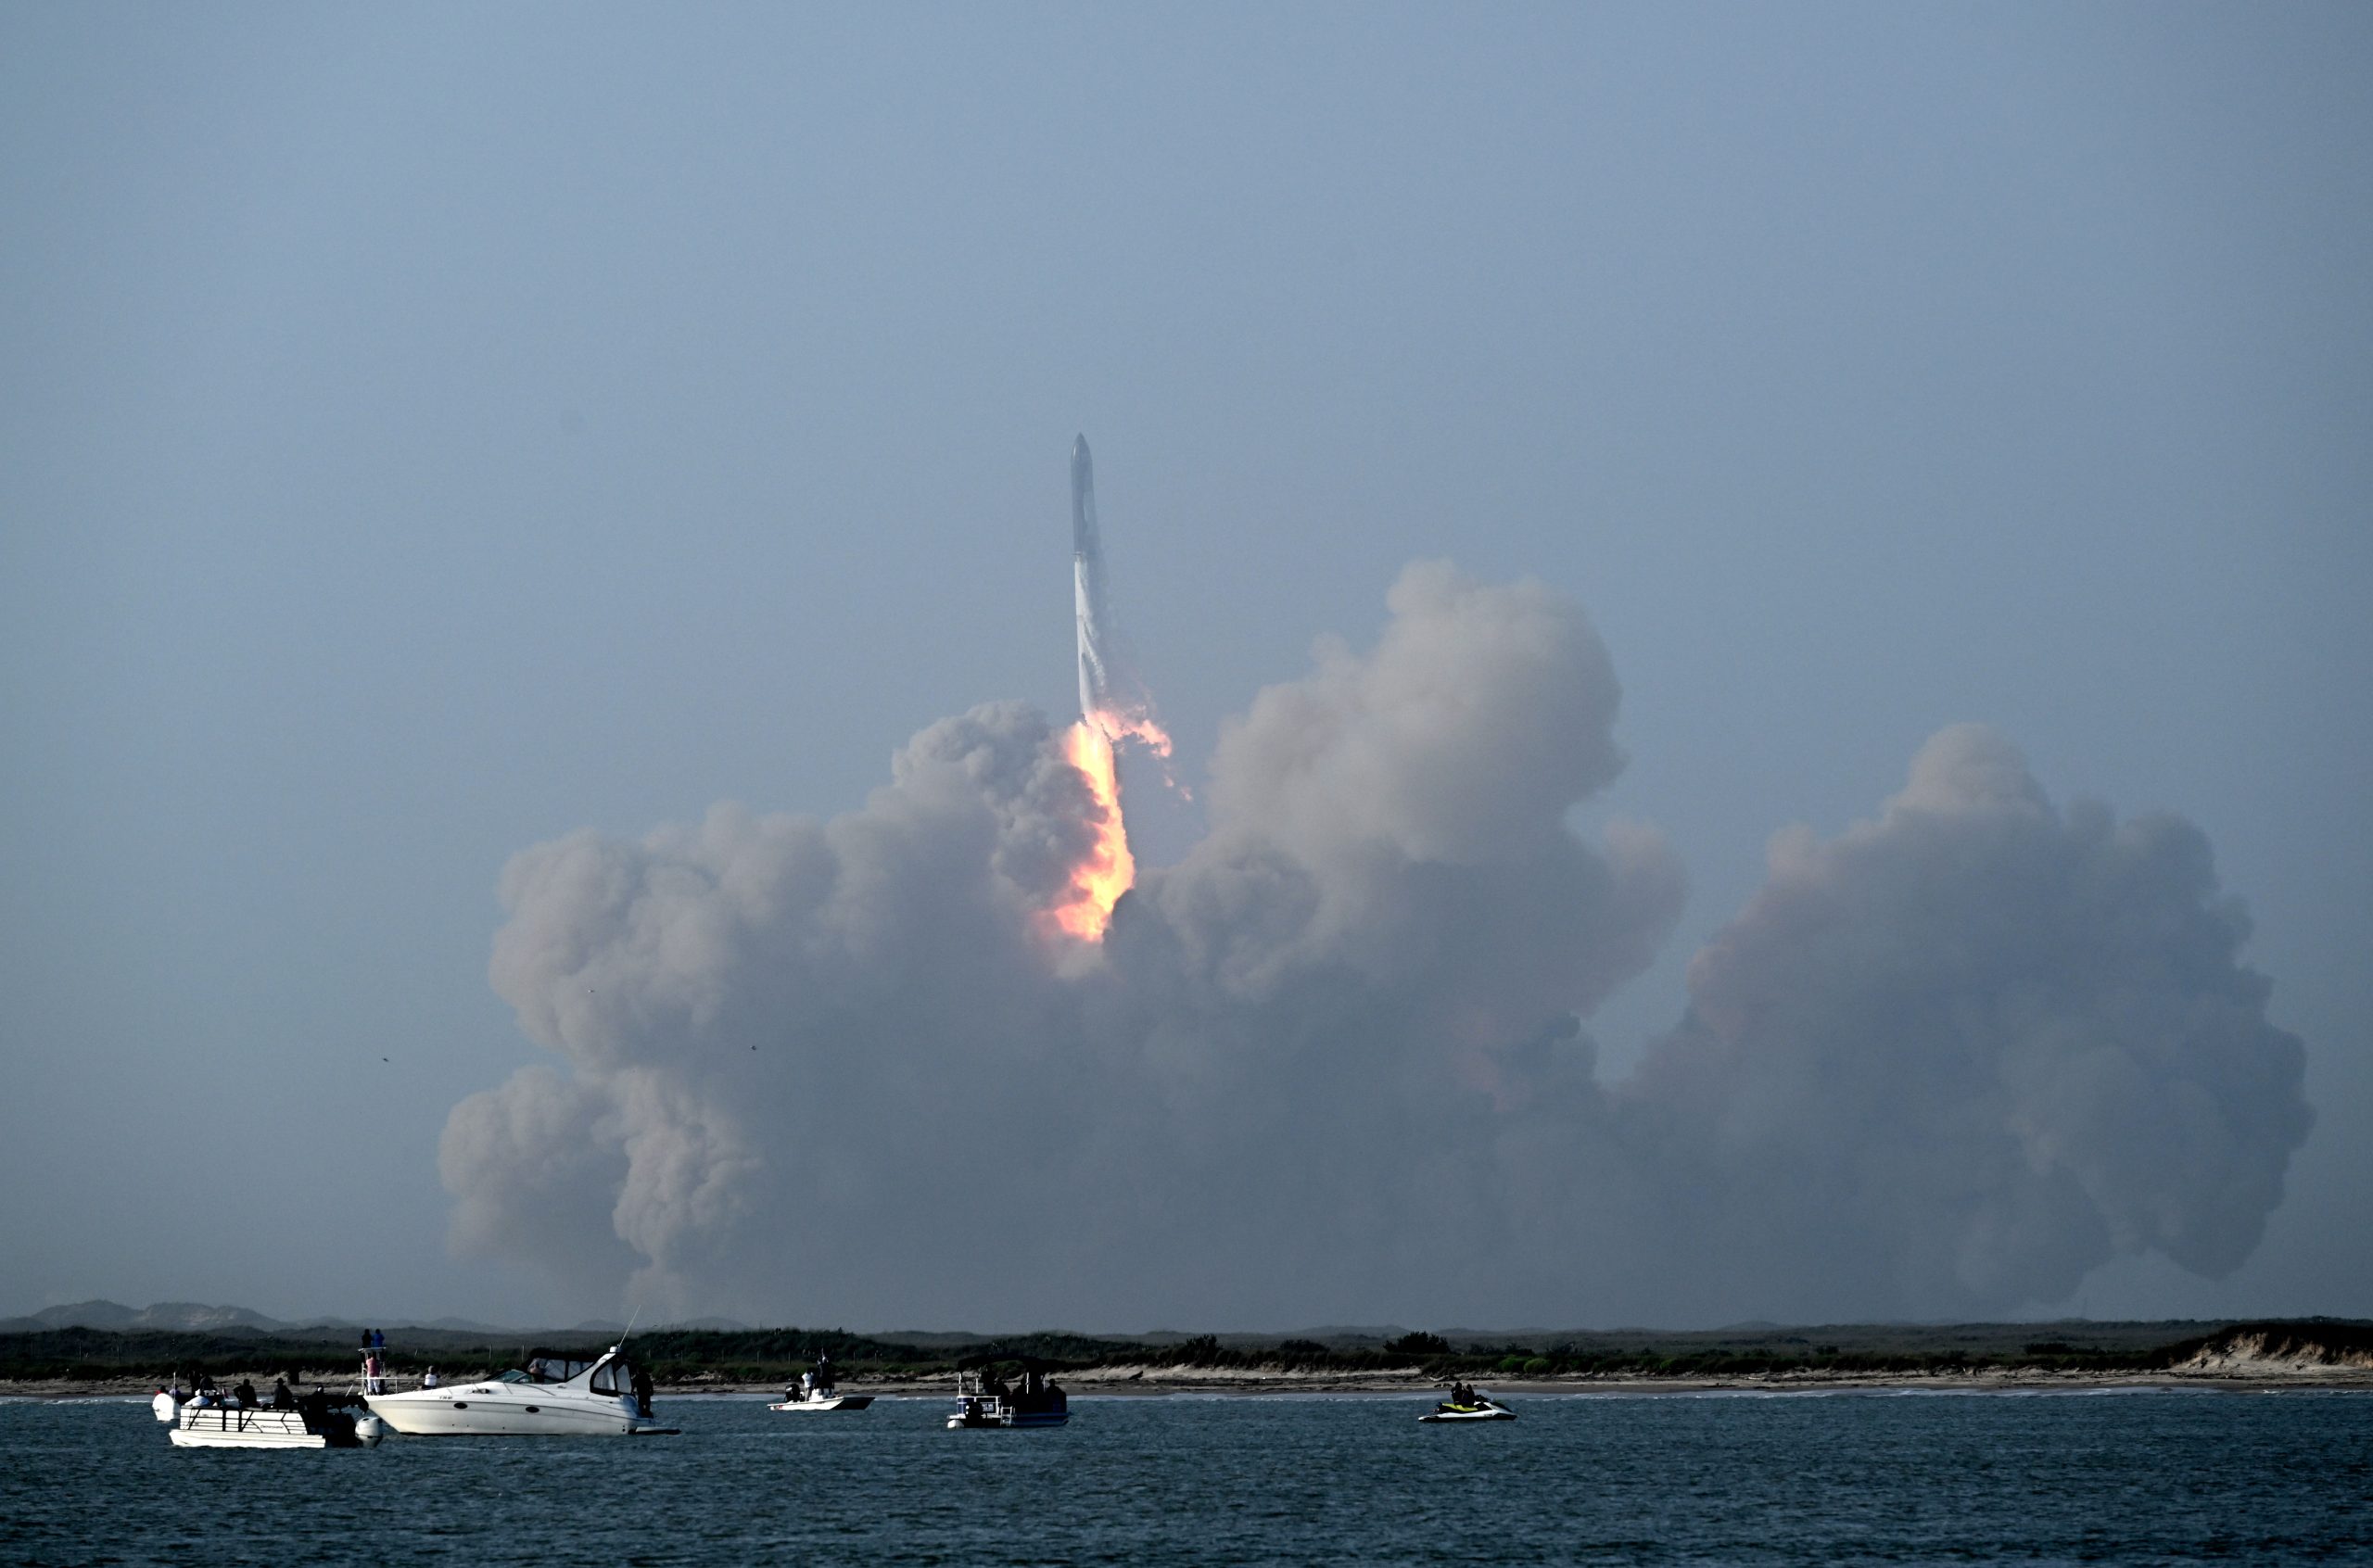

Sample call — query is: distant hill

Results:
[0,1301,519,1335]
[0,1300,738,1338]
[0,1300,292,1334]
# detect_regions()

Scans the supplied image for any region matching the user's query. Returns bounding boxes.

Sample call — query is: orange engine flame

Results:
[1049,717,1137,942]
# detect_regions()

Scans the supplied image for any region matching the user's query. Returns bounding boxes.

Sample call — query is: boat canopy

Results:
[519,1352,605,1384]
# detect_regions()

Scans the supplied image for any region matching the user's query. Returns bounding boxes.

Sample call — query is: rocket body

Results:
[1075,557,1109,724]
[1072,435,1116,724]
[1069,434,1169,761]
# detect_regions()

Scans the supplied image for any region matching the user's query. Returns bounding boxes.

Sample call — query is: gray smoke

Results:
[1621,724,2312,1321]
[438,563,2311,1326]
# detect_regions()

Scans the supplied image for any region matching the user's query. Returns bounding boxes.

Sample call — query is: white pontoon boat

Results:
[946,1354,1070,1429]
[169,1393,386,1448]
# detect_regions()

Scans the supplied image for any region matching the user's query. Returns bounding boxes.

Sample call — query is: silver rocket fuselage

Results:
[1075,557,1108,725]
[1072,436,1112,725]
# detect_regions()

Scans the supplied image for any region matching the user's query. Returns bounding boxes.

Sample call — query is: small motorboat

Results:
[945,1354,1070,1430]
[366,1339,677,1436]
[770,1359,872,1412]
[169,1391,385,1449]
[768,1387,874,1412]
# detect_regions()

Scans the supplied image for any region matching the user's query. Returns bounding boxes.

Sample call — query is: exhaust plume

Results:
[438,563,2312,1328]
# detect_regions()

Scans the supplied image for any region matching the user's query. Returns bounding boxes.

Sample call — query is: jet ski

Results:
[1419,1395,1516,1423]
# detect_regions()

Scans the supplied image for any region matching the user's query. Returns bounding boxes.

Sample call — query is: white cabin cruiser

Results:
[366,1343,677,1436]
[946,1354,1070,1430]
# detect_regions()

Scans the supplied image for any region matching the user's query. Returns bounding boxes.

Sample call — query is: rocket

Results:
[1072,435,1115,724]
[1070,435,1171,760]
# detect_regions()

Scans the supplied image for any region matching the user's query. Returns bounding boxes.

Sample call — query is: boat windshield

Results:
[590,1357,638,1397]
[522,1357,598,1384]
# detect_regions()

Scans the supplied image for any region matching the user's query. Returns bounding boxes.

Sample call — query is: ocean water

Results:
[6,1388,2369,1564]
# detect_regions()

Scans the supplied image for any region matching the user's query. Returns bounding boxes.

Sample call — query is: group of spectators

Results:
[160,1372,305,1411]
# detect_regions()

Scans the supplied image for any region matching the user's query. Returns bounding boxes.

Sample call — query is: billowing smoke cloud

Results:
[438,563,2310,1327]
[1623,724,2312,1321]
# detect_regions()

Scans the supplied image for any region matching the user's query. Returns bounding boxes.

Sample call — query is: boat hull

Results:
[769,1395,874,1412]
[169,1406,382,1448]
[1419,1404,1516,1423]
[367,1386,657,1436]
[946,1408,1069,1429]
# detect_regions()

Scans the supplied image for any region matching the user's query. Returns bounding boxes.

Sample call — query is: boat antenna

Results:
[618,1304,641,1350]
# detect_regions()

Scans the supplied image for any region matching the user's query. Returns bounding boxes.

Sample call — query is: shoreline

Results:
[14,1366,2372,1400]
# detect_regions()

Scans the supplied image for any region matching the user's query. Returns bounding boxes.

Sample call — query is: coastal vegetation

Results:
[6,1318,2369,1390]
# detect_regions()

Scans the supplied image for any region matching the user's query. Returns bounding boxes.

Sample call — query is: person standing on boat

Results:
[630,1362,654,1419]
[422,1366,438,1389]
[271,1377,295,1410]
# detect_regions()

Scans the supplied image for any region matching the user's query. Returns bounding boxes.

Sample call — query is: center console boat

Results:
[770,1358,872,1412]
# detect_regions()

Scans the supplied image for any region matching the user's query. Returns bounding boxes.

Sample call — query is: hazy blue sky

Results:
[4,2,2367,1329]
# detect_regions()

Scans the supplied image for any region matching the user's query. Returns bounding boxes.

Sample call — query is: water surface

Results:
[6,1388,2368,1564]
